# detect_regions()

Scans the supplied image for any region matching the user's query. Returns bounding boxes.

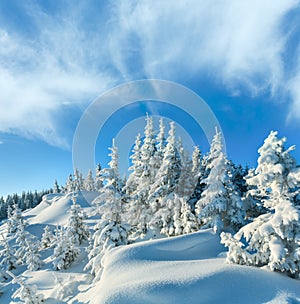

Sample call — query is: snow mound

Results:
[26,191,98,226]
[82,230,300,304]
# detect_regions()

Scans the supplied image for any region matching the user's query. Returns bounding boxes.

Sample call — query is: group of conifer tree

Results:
[78,116,300,279]
[1,115,300,287]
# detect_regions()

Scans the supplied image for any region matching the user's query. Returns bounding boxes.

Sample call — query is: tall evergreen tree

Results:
[53,180,60,194]
[176,138,193,197]
[195,129,245,232]
[149,122,181,200]
[84,169,96,191]
[65,174,75,193]
[221,131,300,277]
[86,140,130,281]
[188,145,203,209]
[149,122,182,235]
[125,133,143,197]
[95,163,104,190]
[124,116,157,238]
[74,169,84,191]
[153,117,166,173]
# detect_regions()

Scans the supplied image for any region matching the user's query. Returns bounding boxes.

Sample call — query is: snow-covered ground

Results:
[1,193,300,303]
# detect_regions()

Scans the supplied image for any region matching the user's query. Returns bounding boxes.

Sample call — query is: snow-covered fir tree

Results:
[176,137,194,198]
[140,115,157,187]
[153,117,166,173]
[40,225,54,249]
[12,276,44,304]
[52,225,80,270]
[221,131,300,277]
[74,168,84,191]
[125,133,143,197]
[149,122,181,202]
[7,201,27,236]
[195,129,245,232]
[190,145,203,204]
[124,133,150,238]
[53,180,60,194]
[67,196,89,245]
[149,122,182,235]
[24,235,42,271]
[125,116,158,237]
[149,193,181,237]
[86,140,130,281]
[181,200,200,234]
[95,163,103,190]
[84,169,96,191]
[0,237,17,271]
[65,174,75,193]
[14,225,42,270]
[15,224,29,265]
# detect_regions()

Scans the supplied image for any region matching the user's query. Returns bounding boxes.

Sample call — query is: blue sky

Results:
[1,0,300,196]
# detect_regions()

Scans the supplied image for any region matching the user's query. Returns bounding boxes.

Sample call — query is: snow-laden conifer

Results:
[221,131,300,277]
[53,180,60,194]
[95,163,104,190]
[176,138,194,198]
[86,140,130,281]
[40,225,54,249]
[196,129,245,232]
[0,237,16,271]
[7,201,26,236]
[12,276,44,304]
[65,174,75,193]
[67,196,89,245]
[149,122,181,201]
[52,225,80,270]
[84,169,96,191]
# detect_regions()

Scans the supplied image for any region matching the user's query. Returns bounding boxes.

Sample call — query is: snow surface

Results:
[1,192,300,303]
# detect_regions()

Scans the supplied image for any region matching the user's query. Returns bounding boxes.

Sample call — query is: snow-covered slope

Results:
[1,192,300,303]
[81,230,300,304]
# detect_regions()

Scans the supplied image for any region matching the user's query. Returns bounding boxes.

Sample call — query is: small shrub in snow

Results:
[12,277,44,304]
[54,275,77,301]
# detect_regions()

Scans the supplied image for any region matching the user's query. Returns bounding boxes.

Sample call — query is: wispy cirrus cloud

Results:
[112,1,300,99]
[0,1,115,148]
[0,0,300,148]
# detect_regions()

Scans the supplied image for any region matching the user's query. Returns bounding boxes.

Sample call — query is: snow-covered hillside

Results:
[1,192,300,304]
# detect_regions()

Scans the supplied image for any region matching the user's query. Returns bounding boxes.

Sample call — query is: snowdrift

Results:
[80,230,300,304]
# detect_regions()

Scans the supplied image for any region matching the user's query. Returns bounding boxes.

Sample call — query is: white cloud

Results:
[111,0,300,114]
[0,0,300,148]
[0,3,115,148]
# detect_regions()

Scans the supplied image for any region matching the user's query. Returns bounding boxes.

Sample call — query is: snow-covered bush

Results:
[12,277,44,304]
